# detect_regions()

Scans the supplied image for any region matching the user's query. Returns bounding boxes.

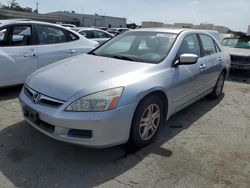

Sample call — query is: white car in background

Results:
[60,23,76,28]
[72,27,114,45]
[0,20,98,88]
[107,28,129,35]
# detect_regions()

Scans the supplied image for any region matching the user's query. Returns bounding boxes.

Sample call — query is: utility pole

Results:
[36,2,39,14]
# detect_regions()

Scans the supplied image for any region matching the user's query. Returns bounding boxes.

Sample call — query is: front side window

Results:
[92,32,177,64]
[178,34,201,57]
[0,25,32,46]
[37,25,67,44]
[0,28,8,46]
[200,34,216,56]
[12,26,32,46]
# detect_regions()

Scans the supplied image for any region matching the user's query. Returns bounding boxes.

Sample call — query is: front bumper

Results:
[231,61,250,70]
[19,88,136,148]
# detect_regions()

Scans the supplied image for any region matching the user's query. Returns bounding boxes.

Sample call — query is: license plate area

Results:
[23,106,40,124]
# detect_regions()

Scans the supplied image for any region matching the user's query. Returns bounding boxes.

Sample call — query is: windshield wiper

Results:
[111,55,137,62]
[88,51,97,55]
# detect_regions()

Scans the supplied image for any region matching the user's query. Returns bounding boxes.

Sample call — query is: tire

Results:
[128,96,164,149]
[209,72,226,99]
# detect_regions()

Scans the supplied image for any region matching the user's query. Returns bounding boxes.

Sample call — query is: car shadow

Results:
[0,85,23,101]
[227,69,250,84]
[0,93,224,187]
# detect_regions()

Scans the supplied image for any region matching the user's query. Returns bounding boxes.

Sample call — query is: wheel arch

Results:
[135,89,169,121]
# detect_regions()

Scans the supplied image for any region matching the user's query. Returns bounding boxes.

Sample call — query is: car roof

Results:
[131,28,186,34]
[0,20,64,28]
[74,27,108,32]
[130,28,219,35]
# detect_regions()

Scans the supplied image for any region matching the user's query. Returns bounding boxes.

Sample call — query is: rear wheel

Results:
[128,96,164,149]
[209,72,226,99]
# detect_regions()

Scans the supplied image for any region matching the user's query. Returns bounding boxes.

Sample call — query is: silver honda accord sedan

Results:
[19,28,231,148]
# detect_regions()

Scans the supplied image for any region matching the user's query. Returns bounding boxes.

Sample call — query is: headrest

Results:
[146,37,158,49]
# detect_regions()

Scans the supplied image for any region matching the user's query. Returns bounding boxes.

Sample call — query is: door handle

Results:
[218,57,223,62]
[24,53,36,57]
[66,49,76,54]
[199,64,206,70]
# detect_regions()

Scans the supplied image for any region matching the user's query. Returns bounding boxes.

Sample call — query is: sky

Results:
[1,0,250,32]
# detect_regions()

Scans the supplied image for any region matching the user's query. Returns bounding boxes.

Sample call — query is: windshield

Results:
[107,28,117,32]
[92,31,177,64]
[221,38,250,49]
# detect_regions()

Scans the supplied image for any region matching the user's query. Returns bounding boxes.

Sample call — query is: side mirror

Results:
[174,54,198,66]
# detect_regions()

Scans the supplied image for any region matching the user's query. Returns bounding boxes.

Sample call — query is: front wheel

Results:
[209,72,226,99]
[128,96,164,149]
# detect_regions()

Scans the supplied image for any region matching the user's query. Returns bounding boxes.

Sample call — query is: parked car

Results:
[221,37,250,70]
[107,28,129,35]
[19,28,230,148]
[61,24,76,28]
[71,27,114,45]
[0,20,98,88]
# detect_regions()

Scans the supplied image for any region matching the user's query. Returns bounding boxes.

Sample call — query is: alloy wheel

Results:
[139,104,161,141]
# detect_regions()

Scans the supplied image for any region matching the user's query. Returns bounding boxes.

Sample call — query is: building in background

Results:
[0,9,79,25]
[247,25,250,35]
[46,11,126,28]
[0,9,127,28]
[141,21,230,34]
[141,21,164,28]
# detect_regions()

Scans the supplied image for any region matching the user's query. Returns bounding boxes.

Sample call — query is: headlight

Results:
[65,87,124,112]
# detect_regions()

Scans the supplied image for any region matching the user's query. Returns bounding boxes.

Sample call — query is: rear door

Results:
[35,24,82,68]
[0,24,37,87]
[198,34,222,90]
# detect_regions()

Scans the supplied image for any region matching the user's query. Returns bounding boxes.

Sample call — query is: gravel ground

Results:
[0,70,249,188]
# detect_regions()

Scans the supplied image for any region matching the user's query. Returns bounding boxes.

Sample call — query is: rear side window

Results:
[37,25,67,44]
[79,30,94,39]
[94,30,110,38]
[199,34,216,56]
[178,34,201,57]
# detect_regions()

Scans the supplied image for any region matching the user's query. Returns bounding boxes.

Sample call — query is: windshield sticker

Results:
[156,33,176,38]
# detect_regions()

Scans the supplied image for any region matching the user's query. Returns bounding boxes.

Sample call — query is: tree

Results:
[9,0,19,8]
[127,23,138,29]
[1,0,33,13]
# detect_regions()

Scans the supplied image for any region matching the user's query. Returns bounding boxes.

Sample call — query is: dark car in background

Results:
[221,37,250,70]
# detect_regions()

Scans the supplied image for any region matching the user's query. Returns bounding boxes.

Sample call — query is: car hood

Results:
[26,54,153,101]
[224,47,250,56]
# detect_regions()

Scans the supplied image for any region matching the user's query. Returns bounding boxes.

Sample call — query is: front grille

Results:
[68,129,92,139]
[230,55,250,62]
[23,108,55,134]
[24,86,64,108]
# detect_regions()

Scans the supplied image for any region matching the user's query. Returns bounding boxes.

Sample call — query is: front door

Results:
[170,34,205,112]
